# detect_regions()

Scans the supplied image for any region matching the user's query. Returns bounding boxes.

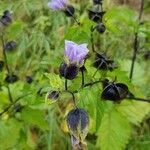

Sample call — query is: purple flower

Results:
[65,40,89,65]
[48,0,67,10]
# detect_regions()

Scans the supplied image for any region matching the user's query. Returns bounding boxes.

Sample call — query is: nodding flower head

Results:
[64,40,89,66]
[0,10,12,26]
[48,0,67,10]
[67,108,89,142]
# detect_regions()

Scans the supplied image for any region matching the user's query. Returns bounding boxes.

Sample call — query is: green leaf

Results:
[8,22,24,39]
[0,119,22,150]
[44,73,63,89]
[21,107,49,130]
[116,100,150,125]
[97,109,131,150]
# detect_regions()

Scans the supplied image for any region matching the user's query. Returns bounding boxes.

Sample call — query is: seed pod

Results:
[4,41,17,51]
[88,10,105,22]
[59,62,79,80]
[95,23,106,33]
[94,53,115,71]
[67,108,89,142]
[101,82,129,102]
[45,90,60,104]
[64,5,75,17]
[93,0,103,5]
[0,60,4,71]
[47,91,59,100]
[5,74,19,83]
[0,10,12,26]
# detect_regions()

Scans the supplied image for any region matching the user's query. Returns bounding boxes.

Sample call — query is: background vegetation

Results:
[0,0,150,150]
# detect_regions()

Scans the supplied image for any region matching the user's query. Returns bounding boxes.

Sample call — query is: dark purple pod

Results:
[64,5,75,17]
[94,53,115,71]
[59,62,79,80]
[45,90,60,104]
[5,74,19,83]
[47,91,59,100]
[95,23,106,33]
[4,41,17,51]
[67,108,89,141]
[93,0,103,5]
[88,10,105,22]
[26,76,33,84]
[0,10,12,26]
[101,82,129,102]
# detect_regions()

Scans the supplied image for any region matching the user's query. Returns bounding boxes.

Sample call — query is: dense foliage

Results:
[0,0,150,150]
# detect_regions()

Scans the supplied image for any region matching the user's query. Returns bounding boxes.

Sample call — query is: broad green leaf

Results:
[97,109,131,150]
[116,100,150,125]
[44,73,63,89]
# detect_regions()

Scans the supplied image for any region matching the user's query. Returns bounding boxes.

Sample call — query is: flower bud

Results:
[26,76,33,84]
[101,82,129,102]
[47,91,59,100]
[4,41,17,51]
[93,0,103,5]
[64,5,75,17]
[5,74,19,83]
[45,90,60,104]
[0,10,12,26]
[67,108,89,142]
[95,23,106,33]
[59,62,79,80]
[93,53,115,71]
[88,10,105,22]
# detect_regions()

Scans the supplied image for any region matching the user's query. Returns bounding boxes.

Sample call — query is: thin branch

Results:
[138,0,144,21]
[129,0,144,81]
[81,69,84,87]
[62,90,76,107]
[1,34,10,74]
[82,80,103,88]
[71,15,80,25]
[129,32,138,80]
[91,26,96,52]
[0,93,32,116]
[127,96,150,103]
[6,85,13,103]
[1,34,13,103]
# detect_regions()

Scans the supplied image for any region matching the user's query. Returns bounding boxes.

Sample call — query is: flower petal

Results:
[64,40,89,65]
[48,0,67,10]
